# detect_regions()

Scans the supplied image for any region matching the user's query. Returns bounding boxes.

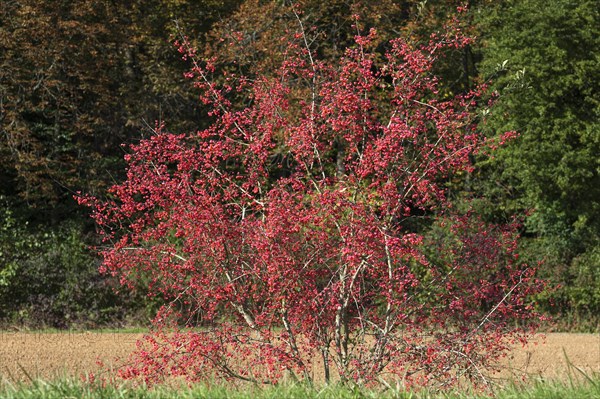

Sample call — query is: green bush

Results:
[0,198,154,329]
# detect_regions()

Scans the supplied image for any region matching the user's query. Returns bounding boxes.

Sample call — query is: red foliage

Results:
[79,11,544,390]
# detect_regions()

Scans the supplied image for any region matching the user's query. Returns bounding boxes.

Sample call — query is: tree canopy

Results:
[473,0,600,322]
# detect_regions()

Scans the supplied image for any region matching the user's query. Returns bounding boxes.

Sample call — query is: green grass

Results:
[1,378,599,399]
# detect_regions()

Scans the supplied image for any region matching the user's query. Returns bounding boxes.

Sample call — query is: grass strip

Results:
[1,377,599,399]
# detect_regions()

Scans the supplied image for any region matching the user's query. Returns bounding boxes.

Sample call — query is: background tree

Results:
[0,0,241,328]
[0,0,241,209]
[472,0,600,327]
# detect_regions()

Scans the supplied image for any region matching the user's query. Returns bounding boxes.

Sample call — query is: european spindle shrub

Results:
[79,9,544,389]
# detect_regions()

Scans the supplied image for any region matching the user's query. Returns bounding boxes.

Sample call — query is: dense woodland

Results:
[0,0,598,330]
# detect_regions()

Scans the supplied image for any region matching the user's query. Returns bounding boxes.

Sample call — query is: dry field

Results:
[0,331,598,385]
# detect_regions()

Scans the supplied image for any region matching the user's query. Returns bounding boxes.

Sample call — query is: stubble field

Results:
[0,331,598,386]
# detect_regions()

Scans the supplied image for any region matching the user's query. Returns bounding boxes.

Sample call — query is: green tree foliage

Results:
[473,0,600,326]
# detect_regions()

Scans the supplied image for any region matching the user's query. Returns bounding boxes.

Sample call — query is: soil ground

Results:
[496,333,599,382]
[0,332,598,385]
